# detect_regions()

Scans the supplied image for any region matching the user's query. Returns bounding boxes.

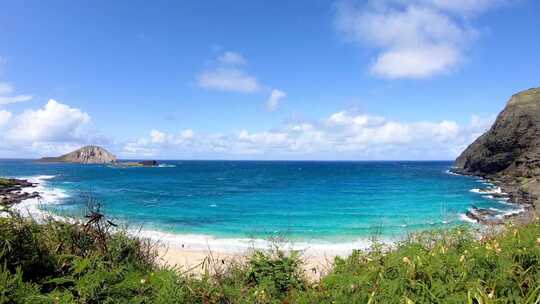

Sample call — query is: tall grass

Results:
[0,207,539,303]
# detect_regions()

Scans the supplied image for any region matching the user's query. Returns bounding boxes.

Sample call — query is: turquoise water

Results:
[0,160,520,244]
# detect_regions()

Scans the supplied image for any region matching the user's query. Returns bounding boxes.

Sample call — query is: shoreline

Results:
[0,177,40,212]
[450,168,538,225]
[5,172,535,275]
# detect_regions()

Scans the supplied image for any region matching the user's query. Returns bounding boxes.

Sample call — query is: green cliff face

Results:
[454,87,540,178]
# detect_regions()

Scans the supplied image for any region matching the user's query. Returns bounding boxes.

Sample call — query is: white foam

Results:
[495,206,526,219]
[11,175,70,221]
[158,164,176,168]
[459,213,477,223]
[470,187,505,195]
[444,169,460,176]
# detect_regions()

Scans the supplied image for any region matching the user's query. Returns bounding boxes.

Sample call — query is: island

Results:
[39,145,159,167]
[40,145,117,164]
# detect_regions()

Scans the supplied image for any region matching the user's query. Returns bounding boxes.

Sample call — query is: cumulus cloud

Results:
[197,51,261,93]
[197,68,260,93]
[266,89,286,111]
[124,128,196,157]
[335,0,499,79]
[217,51,247,65]
[6,99,90,143]
[123,110,493,160]
[426,0,503,15]
[0,110,11,127]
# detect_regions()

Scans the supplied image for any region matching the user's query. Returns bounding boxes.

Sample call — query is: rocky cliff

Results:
[454,87,540,208]
[454,87,540,178]
[41,146,117,164]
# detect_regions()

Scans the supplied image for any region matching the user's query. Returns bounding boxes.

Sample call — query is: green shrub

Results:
[0,211,539,303]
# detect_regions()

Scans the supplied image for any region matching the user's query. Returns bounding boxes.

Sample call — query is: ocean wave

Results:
[459,213,478,223]
[495,206,526,219]
[158,164,176,168]
[469,187,505,195]
[12,175,70,221]
[444,169,460,176]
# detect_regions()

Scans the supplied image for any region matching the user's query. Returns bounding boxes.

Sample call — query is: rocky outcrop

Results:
[41,146,117,164]
[454,87,540,178]
[115,160,159,167]
[454,87,540,217]
[0,178,39,207]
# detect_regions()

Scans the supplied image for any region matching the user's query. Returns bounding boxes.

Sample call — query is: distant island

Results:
[40,145,159,167]
[40,145,117,164]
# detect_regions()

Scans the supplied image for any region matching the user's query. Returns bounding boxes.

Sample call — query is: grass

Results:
[0,207,539,303]
[0,178,17,187]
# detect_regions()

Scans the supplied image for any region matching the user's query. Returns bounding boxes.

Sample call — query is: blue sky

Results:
[0,0,539,160]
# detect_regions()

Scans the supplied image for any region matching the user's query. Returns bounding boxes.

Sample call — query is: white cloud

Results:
[427,0,502,15]
[124,129,196,156]
[0,95,33,105]
[197,51,261,93]
[150,129,166,143]
[197,68,260,93]
[0,82,13,95]
[238,130,289,146]
[123,110,494,160]
[334,0,498,79]
[266,89,286,111]
[0,82,32,105]
[371,44,459,78]
[0,110,11,127]
[218,51,247,65]
[6,99,90,143]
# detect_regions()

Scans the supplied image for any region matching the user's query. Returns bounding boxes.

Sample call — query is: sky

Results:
[0,0,539,160]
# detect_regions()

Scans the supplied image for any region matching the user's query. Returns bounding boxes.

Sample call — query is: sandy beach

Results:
[158,245,337,281]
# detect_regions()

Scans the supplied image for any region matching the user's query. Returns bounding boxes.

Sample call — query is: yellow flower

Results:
[140,279,146,284]
[402,256,411,264]
[536,238,540,245]
[459,255,465,263]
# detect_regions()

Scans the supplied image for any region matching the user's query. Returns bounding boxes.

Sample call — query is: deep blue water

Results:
[0,160,520,243]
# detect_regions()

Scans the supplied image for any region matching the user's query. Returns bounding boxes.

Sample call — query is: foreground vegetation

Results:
[0,208,539,303]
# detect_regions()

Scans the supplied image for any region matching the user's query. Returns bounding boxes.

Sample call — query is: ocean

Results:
[1,159,523,253]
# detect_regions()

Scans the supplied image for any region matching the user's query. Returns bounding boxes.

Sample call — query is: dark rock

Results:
[139,160,158,166]
[454,87,540,178]
[454,87,540,212]
[0,178,39,206]
[465,207,503,225]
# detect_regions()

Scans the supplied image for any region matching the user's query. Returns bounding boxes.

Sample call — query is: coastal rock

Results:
[41,146,117,164]
[115,160,159,167]
[0,178,38,207]
[454,87,540,213]
[454,87,540,178]
[138,160,158,166]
